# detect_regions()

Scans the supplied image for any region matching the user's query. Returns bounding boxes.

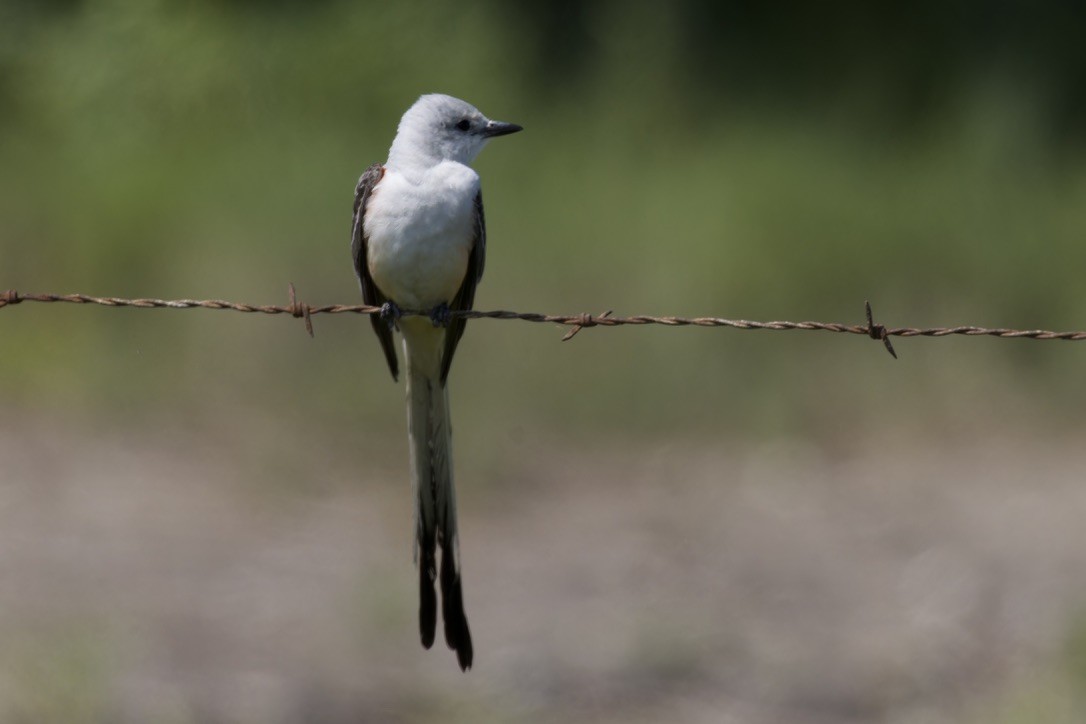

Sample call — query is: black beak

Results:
[483,120,523,138]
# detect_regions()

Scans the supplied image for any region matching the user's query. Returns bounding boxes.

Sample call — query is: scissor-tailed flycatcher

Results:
[351,94,521,671]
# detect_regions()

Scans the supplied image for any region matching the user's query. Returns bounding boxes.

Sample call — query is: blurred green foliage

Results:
[1,0,1084,446]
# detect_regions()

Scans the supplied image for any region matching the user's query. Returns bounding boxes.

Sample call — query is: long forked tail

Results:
[406,360,473,671]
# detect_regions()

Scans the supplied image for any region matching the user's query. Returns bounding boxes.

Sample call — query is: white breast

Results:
[365,162,479,311]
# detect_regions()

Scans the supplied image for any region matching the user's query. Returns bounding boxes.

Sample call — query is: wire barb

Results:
[562,310,613,341]
[288,283,314,337]
[0,289,20,307]
[865,300,897,359]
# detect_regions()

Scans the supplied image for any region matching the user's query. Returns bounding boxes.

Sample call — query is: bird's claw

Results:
[379,301,402,330]
[429,303,452,328]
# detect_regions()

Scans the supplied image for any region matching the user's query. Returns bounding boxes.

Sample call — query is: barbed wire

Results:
[3,286,1085,359]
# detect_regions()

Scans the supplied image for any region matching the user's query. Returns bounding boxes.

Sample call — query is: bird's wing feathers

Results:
[440,190,486,384]
[352,163,400,380]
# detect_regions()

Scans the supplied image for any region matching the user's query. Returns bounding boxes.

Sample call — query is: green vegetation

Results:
[2,1,1084,445]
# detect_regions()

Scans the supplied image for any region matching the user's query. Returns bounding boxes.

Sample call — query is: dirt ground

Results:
[1,415,1084,724]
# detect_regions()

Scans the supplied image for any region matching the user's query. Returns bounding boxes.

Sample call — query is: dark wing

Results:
[351,163,399,381]
[439,190,486,384]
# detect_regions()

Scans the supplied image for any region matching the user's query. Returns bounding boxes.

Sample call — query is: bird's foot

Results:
[379,301,402,330]
[428,303,452,328]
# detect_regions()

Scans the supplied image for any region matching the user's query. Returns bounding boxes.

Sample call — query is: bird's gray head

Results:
[387,94,522,170]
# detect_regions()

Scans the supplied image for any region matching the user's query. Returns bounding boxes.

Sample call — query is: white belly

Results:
[365,163,479,311]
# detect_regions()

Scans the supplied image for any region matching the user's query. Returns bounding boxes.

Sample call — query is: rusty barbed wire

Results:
[2,287,1085,358]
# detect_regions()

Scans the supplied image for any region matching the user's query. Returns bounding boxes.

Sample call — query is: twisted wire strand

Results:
[3,289,1084,357]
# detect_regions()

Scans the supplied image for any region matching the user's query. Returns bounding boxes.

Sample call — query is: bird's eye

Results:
[455,119,471,132]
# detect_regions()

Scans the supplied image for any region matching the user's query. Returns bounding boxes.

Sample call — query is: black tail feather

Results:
[419,546,437,649]
[440,540,473,671]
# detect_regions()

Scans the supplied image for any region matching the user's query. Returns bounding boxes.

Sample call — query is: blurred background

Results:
[2,1,1086,721]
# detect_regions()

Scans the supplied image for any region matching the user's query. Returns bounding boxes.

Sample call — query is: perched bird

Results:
[351,94,522,671]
